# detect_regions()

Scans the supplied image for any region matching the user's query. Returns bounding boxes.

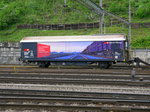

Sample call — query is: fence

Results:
[17,23,99,30]
[17,22,150,30]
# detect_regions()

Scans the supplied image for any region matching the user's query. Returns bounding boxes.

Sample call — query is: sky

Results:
[41,42,93,53]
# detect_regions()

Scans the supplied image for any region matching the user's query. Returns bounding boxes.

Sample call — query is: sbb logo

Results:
[23,49,34,58]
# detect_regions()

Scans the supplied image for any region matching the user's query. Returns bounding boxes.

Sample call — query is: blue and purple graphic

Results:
[37,41,124,60]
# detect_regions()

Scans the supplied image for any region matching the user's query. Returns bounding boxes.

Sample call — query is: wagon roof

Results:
[20,34,126,42]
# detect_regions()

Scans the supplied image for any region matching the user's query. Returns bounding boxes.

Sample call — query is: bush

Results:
[132,36,150,48]
[0,1,25,30]
[108,0,128,14]
[135,2,150,18]
[1,0,150,29]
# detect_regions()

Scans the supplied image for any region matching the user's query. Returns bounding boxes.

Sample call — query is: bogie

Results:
[98,62,112,69]
[38,62,50,68]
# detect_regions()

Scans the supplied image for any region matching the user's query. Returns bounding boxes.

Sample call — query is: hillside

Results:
[0,0,150,48]
[1,0,150,26]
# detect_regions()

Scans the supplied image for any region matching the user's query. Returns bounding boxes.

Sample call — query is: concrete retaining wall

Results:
[0,42,150,64]
[132,49,150,64]
[0,42,21,64]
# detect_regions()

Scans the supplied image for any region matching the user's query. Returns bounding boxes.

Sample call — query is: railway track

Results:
[0,65,149,74]
[0,89,150,112]
[1,97,150,112]
[0,72,150,86]
[0,65,149,111]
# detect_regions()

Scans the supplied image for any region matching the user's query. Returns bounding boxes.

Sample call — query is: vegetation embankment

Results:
[0,27,149,48]
[0,0,150,48]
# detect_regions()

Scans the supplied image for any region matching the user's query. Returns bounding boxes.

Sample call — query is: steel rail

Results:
[0,96,150,112]
[0,95,150,111]
[0,69,149,75]
[0,89,150,99]
[0,65,149,74]
[0,89,150,111]
[1,104,150,111]
[0,70,133,74]
[0,73,150,78]
[0,64,149,70]
[1,96,150,104]
[0,77,149,86]
[0,92,149,100]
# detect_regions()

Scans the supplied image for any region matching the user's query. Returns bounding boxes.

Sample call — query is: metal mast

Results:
[64,0,67,7]
[99,0,103,34]
[128,0,132,56]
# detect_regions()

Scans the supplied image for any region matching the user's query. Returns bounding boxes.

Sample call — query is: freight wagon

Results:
[20,34,129,68]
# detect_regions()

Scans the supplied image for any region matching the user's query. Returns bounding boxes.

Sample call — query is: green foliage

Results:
[0,26,150,48]
[0,0,150,29]
[108,0,128,14]
[135,2,150,18]
[0,1,25,30]
[132,36,150,48]
[0,1,5,9]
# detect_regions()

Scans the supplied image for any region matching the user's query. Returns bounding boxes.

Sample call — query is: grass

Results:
[0,26,150,48]
[0,28,95,42]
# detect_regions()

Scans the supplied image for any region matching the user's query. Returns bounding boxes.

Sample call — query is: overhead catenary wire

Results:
[74,0,130,25]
